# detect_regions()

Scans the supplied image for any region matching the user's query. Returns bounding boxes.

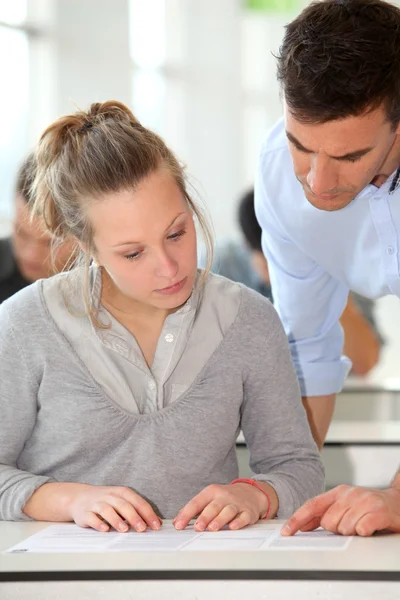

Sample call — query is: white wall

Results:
[51,0,132,118]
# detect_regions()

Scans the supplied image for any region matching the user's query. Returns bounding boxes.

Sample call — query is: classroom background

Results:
[1,0,400,387]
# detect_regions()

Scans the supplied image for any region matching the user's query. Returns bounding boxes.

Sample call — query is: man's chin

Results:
[304,191,354,212]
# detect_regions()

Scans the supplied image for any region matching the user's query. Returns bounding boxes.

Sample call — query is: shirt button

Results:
[387,246,395,255]
[148,380,156,390]
[165,333,174,343]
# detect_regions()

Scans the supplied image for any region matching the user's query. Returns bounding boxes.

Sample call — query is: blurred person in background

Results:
[0,153,75,303]
[212,189,382,377]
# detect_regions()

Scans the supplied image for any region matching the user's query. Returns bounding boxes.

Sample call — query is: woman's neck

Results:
[100,269,170,325]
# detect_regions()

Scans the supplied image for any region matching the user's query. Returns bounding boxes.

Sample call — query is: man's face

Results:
[284,103,400,211]
[12,194,74,282]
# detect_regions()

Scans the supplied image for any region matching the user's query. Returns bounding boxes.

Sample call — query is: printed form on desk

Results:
[5,523,352,553]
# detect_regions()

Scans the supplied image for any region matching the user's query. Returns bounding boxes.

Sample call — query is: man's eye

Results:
[291,143,308,154]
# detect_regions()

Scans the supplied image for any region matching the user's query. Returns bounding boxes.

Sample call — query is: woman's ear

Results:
[76,239,87,255]
[76,239,99,267]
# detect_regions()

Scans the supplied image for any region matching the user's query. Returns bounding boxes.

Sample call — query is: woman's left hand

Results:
[173,482,272,532]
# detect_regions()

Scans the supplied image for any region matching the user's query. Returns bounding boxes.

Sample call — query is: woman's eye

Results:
[125,251,141,260]
[168,229,186,241]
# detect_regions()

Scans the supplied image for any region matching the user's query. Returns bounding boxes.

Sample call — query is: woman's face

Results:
[87,168,198,312]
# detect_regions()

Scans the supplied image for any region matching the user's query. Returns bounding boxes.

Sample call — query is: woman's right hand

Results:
[24,482,161,532]
[68,483,162,532]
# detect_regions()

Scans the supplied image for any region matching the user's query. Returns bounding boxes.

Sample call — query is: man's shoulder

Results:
[257,118,297,197]
[260,118,291,163]
[255,119,302,232]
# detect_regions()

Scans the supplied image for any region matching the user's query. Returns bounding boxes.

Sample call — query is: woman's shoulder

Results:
[0,269,78,336]
[201,271,278,336]
[0,280,49,355]
[1,279,43,320]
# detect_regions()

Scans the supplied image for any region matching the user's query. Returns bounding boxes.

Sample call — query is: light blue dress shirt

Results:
[255,118,400,397]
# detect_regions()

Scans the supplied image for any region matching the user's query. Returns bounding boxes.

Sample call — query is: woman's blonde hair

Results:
[31,101,214,321]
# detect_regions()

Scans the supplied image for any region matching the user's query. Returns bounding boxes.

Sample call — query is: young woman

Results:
[0,101,324,534]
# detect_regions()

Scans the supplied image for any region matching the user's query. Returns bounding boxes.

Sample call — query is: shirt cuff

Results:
[296,355,352,397]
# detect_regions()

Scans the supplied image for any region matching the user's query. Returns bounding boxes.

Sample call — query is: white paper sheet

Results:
[5,523,352,553]
[266,528,352,550]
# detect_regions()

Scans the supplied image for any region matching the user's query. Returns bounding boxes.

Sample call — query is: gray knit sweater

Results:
[0,272,324,521]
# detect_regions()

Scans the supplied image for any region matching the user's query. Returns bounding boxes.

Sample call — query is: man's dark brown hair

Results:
[277,0,400,126]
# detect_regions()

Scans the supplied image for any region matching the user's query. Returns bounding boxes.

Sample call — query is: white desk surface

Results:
[237,421,400,446]
[0,520,399,582]
[325,421,400,443]
[343,377,400,393]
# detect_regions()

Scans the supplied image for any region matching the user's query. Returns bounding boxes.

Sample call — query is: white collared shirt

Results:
[255,118,400,396]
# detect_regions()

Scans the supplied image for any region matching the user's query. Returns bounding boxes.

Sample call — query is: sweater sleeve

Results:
[239,291,325,518]
[0,302,56,521]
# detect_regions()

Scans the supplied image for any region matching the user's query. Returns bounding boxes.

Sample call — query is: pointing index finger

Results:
[281,489,339,536]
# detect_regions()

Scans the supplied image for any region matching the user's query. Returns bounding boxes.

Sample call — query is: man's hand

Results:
[281,484,400,537]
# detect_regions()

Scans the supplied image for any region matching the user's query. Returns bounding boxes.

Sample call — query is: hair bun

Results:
[86,101,141,127]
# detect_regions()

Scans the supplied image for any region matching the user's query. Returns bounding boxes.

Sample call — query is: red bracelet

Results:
[230,478,271,519]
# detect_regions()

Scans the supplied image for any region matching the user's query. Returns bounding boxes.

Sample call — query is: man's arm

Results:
[340,296,381,376]
[302,394,336,450]
[254,154,350,435]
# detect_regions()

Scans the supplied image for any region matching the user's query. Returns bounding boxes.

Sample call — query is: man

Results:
[213,189,382,376]
[255,0,400,535]
[0,153,75,302]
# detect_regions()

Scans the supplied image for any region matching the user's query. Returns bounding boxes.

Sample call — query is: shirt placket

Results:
[151,313,185,410]
[369,188,400,297]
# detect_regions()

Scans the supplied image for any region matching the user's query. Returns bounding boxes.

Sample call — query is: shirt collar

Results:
[389,166,400,194]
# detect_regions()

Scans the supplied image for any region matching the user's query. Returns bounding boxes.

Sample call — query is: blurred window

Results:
[0,0,30,224]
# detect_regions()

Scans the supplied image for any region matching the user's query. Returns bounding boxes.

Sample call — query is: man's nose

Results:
[307,155,338,196]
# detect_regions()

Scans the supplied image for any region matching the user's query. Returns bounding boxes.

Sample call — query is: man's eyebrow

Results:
[112,213,186,248]
[285,130,374,160]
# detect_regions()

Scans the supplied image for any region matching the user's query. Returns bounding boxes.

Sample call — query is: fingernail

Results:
[99,524,108,531]
[152,520,161,530]
[136,522,146,532]
[281,525,290,535]
[230,521,240,530]
[119,523,129,532]
[175,520,184,530]
[194,521,205,531]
